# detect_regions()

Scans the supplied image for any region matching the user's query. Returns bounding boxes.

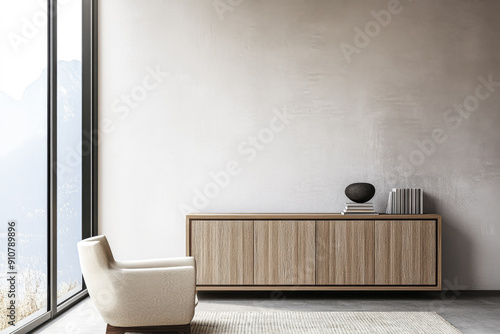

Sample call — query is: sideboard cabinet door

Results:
[254,220,316,285]
[375,220,436,285]
[316,220,375,285]
[191,220,254,285]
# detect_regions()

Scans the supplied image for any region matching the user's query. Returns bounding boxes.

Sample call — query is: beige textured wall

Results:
[98,0,500,289]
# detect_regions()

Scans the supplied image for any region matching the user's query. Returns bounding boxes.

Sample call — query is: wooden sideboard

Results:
[186,213,441,291]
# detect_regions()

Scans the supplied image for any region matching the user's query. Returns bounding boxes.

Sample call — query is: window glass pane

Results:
[0,1,49,332]
[56,0,83,305]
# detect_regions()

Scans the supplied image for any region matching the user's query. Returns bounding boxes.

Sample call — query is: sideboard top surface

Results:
[186,213,441,220]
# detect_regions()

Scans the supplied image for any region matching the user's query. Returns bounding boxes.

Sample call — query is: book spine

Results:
[413,189,418,213]
[394,189,398,214]
[397,189,401,214]
[406,188,409,214]
[411,188,414,214]
[392,189,396,214]
[403,189,407,214]
[409,188,412,214]
[406,188,410,214]
[386,191,392,214]
[416,189,420,214]
[400,189,404,214]
[420,188,423,214]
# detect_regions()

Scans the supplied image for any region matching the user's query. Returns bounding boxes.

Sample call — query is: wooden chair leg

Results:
[106,323,191,334]
[106,325,126,334]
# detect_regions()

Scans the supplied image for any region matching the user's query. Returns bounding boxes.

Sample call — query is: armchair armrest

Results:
[113,256,195,269]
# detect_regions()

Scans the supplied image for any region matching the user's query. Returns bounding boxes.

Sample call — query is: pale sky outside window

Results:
[0,0,81,157]
[0,0,81,98]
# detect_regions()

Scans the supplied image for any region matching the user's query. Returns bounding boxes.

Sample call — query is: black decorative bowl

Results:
[345,183,375,203]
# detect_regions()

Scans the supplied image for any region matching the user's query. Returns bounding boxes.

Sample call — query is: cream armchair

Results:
[77,235,196,334]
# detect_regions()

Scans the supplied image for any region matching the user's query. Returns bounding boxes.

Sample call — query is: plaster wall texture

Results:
[98,0,500,289]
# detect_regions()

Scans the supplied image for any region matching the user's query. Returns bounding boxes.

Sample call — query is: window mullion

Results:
[48,0,58,318]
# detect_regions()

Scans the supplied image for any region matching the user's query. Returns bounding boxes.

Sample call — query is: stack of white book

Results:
[385,188,423,214]
[341,203,379,215]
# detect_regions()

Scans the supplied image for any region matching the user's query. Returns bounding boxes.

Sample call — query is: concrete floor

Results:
[35,291,500,333]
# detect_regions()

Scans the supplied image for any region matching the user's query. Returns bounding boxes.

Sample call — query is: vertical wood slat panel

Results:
[375,220,436,285]
[191,220,253,285]
[254,220,315,285]
[316,220,375,285]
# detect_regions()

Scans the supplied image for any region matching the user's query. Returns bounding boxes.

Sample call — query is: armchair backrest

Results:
[78,235,115,271]
[77,235,117,315]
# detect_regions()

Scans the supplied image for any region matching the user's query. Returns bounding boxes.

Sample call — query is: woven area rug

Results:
[189,312,462,334]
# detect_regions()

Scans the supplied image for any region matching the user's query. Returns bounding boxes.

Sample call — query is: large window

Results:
[0,1,95,332]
